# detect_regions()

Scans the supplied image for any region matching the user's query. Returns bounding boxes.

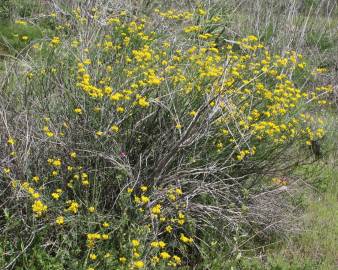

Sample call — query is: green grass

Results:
[0,23,43,53]
[0,0,43,20]
[263,110,338,269]
[268,165,337,269]
[283,195,336,269]
[208,164,337,270]
[262,110,337,269]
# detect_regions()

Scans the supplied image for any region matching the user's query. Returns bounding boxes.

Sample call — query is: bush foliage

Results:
[0,1,335,269]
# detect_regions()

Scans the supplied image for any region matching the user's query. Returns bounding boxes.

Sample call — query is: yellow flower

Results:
[27,187,34,195]
[168,194,176,201]
[46,131,54,137]
[52,159,61,167]
[175,188,183,196]
[7,137,15,145]
[116,106,125,113]
[70,152,77,158]
[15,20,27,25]
[132,239,140,247]
[165,225,173,233]
[141,195,149,204]
[102,222,109,228]
[71,40,79,47]
[151,256,160,264]
[177,219,185,225]
[158,241,166,248]
[67,182,73,189]
[197,8,206,15]
[110,92,124,101]
[134,251,140,258]
[189,111,197,117]
[74,108,82,114]
[178,212,185,219]
[32,200,48,217]
[111,125,119,133]
[184,25,202,33]
[32,176,40,182]
[95,131,103,136]
[151,241,166,248]
[297,63,306,69]
[172,255,182,265]
[89,253,97,260]
[67,201,79,214]
[160,252,171,259]
[83,59,91,65]
[88,206,95,213]
[138,97,149,107]
[51,192,60,200]
[140,185,148,192]
[133,260,144,268]
[180,233,193,244]
[104,252,111,258]
[119,257,127,264]
[102,234,109,240]
[51,36,61,45]
[127,188,133,193]
[22,182,30,190]
[11,180,18,188]
[56,216,64,225]
[32,192,40,199]
[134,196,141,204]
[87,233,101,240]
[151,204,161,215]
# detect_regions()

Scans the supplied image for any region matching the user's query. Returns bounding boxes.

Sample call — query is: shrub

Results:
[0,2,333,269]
